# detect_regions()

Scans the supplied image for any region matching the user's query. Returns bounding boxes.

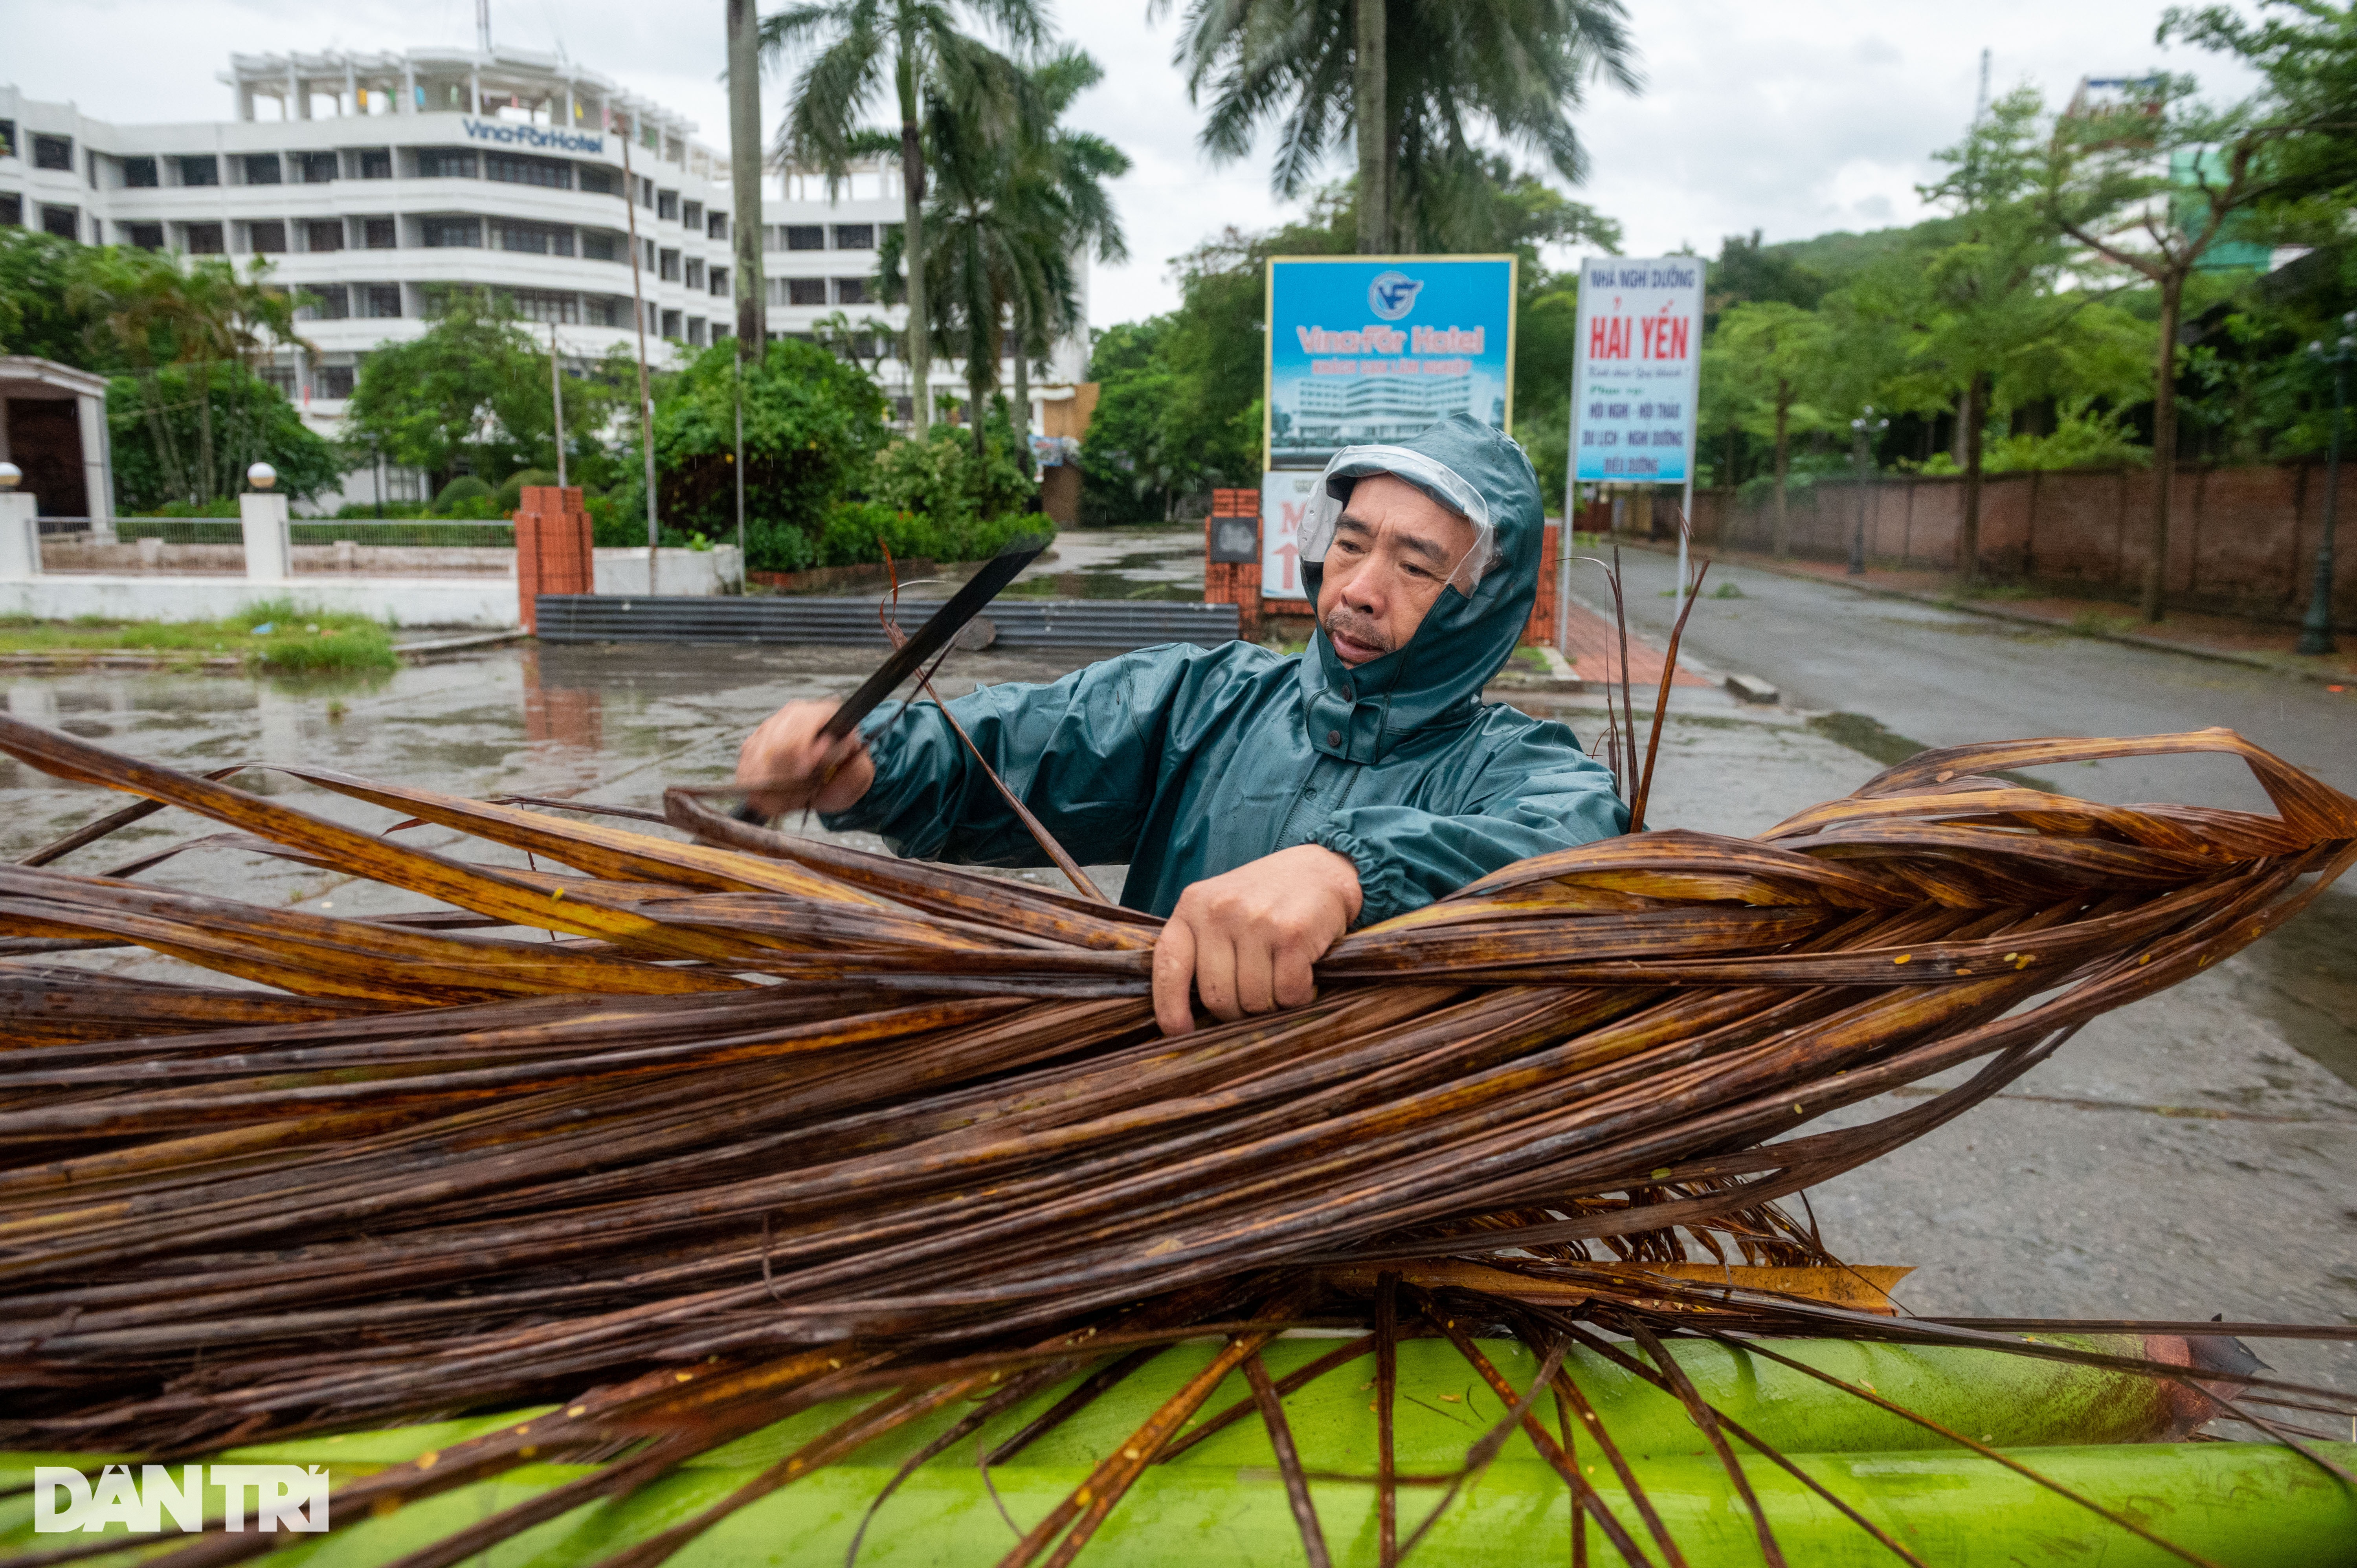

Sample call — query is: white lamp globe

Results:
[247,462,277,490]
[0,462,20,490]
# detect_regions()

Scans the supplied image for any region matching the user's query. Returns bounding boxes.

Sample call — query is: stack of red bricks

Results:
[1202,488,1264,641]
[514,486,594,634]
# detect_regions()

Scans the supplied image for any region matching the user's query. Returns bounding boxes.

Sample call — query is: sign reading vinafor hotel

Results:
[1569,256,1703,484]
[1259,255,1517,602]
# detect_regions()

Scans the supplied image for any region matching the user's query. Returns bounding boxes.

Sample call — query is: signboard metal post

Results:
[1567,256,1705,598]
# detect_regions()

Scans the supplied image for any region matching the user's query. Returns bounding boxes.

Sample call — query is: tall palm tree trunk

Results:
[1353,0,1387,253]
[896,50,932,434]
[1010,306,1033,480]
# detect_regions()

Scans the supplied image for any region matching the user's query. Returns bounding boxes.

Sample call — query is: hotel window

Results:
[508,289,580,325]
[707,211,728,241]
[496,221,573,257]
[0,194,17,227]
[242,154,282,185]
[121,156,159,188]
[687,317,706,347]
[657,189,678,220]
[415,148,477,179]
[582,230,618,262]
[316,365,356,398]
[659,248,680,281]
[578,166,614,195]
[832,224,873,251]
[684,258,704,289]
[184,221,225,253]
[681,199,702,229]
[362,284,402,319]
[362,217,397,249]
[784,224,824,251]
[0,121,15,160]
[179,155,219,187]
[298,151,339,183]
[661,308,682,339]
[586,296,624,327]
[39,205,79,241]
[306,220,345,252]
[125,222,165,250]
[249,220,287,254]
[34,135,73,171]
[359,148,392,180]
[421,215,482,248]
[259,365,296,398]
[306,284,350,320]
[486,152,570,189]
[786,278,826,306]
[709,265,728,297]
[833,277,870,305]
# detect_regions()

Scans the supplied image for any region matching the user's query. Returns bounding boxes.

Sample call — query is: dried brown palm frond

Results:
[0,714,2353,1568]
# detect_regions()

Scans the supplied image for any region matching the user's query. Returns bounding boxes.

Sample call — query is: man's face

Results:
[1313,473,1480,667]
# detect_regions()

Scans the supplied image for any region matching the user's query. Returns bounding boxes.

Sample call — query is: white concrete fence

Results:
[0,490,742,631]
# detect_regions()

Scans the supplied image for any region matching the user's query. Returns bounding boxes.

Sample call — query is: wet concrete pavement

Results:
[5,539,2353,1397]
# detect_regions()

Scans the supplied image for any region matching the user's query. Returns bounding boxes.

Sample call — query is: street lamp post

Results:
[1849,405,1888,577]
[2300,320,2355,657]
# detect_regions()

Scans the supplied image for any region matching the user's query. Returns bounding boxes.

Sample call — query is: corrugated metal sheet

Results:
[533,595,1242,650]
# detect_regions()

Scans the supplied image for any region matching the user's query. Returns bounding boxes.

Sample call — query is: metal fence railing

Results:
[290,520,516,548]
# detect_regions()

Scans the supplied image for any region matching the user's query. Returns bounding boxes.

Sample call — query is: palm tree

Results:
[73,250,309,504]
[763,0,1048,435]
[884,47,1129,465]
[1001,49,1130,474]
[1163,0,1640,254]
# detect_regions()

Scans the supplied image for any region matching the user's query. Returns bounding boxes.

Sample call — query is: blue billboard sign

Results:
[1262,255,1518,472]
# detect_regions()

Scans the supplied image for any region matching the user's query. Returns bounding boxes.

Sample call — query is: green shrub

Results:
[494,468,560,513]
[433,475,494,514]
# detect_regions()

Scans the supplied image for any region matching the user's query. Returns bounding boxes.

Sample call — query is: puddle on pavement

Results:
[2237,884,2357,1090]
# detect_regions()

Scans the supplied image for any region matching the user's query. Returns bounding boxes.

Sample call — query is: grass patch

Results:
[2067,609,2137,639]
[0,599,399,674]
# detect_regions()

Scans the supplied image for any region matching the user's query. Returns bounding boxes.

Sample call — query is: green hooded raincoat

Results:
[824,414,1628,924]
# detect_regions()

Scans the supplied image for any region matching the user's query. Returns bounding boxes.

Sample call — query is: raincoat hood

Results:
[1297,413,1545,763]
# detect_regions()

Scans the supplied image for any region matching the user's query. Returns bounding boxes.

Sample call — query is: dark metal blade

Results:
[817,535,1047,741]
[729,535,1048,822]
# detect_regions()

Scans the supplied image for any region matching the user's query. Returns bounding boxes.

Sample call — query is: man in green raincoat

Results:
[738,414,1627,1034]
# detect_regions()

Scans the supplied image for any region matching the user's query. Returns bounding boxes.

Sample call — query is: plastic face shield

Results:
[1300,445,1498,597]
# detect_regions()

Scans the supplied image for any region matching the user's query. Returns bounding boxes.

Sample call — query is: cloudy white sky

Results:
[5,0,2264,326]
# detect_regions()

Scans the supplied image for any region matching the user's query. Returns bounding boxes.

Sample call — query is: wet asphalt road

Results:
[2,536,2351,1399]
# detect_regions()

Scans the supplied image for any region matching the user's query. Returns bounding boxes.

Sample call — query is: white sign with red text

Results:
[1569,256,1704,484]
[1259,471,1322,604]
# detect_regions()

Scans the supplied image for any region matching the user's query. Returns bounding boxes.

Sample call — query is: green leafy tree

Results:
[1861,89,2148,582]
[2036,59,2318,617]
[343,290,624,494]
[72,246,313,508]
[0,229,114,368]
[764,0,1048,435]
[1709,302,1836,556]
[632,337,891,550]
[1166,0,1639,255]
[105,361,339,509]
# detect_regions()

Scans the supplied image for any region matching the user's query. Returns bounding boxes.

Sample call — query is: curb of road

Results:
[1611,538,2353,689]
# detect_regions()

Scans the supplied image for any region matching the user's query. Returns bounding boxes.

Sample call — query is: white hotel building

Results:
[0,46,1087,504]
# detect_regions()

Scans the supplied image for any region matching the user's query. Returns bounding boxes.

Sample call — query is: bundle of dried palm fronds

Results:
[2,713,2353,1568]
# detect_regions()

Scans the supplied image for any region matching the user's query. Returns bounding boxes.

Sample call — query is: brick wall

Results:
[514,486,593,633]
[1689,462,2356,625]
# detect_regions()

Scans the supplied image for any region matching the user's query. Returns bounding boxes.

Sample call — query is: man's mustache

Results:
[1321,607,1395,655]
